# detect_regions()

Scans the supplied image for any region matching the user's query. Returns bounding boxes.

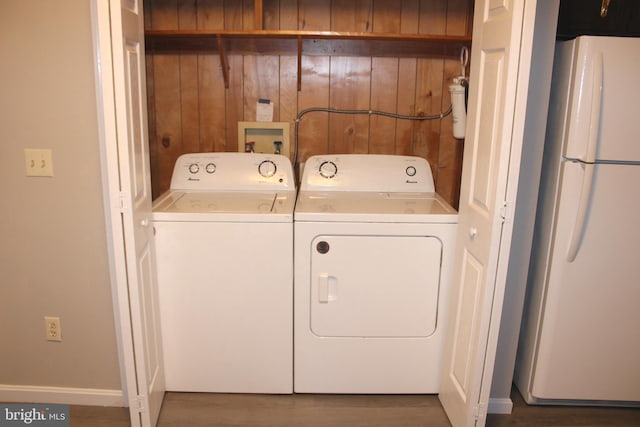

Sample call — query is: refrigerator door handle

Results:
[566,53,602,262]
[585,53,603,163]
[566,162,595,262]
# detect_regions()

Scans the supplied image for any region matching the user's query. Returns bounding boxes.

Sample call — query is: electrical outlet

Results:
[25,149,54,177]
[44,316,62,342]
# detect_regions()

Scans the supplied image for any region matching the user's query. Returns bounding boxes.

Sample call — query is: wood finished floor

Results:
[68,388,640,426]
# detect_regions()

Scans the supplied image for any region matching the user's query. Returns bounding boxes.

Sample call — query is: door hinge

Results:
[119,191,130,214]
[133,396,145,413]
[499,200,511,223]
[473,403,488,424]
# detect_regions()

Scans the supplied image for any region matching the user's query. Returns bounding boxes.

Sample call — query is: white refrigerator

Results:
[515,36,640,404]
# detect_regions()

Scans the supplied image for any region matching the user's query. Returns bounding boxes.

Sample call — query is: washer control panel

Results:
[170,152,294,191]
[301,154,435,192]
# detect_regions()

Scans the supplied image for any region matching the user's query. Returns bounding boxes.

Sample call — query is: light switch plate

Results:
[44,316,62,342]
[25,149,54,177]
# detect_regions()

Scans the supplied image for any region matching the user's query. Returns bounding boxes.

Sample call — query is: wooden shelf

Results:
[145,30,471,90]
[145,30,470,57]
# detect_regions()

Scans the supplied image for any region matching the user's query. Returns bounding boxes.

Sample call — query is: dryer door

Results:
[310,234,442,337]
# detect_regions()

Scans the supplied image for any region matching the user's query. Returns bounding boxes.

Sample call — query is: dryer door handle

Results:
[318,273,330,303]
[318,273,337,303]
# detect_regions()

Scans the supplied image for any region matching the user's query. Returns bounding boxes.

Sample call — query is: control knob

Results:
[319,161,337,179]
[258,160,277,177]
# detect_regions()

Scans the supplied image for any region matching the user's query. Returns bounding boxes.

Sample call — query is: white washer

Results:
[152,152,295,393]
[294,154,458,393]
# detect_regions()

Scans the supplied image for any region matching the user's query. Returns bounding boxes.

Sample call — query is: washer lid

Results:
[152,190,295,222]
[294,191,458,223]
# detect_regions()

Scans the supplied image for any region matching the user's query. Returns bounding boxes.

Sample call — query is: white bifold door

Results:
[437,0,545,425]
[93,1,165,426]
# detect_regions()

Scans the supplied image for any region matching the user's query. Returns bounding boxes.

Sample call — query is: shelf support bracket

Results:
[216,34,230,89]
[297,36,303,91]
[255,0,263,30]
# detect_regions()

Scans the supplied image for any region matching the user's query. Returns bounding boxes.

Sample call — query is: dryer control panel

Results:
[170,152,295,191]
[301,154,435,192]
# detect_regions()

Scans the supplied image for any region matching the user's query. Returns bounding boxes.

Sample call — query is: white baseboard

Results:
[488,397,513,414]
[0,384,125,407]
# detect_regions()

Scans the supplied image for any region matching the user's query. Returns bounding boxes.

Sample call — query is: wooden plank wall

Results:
[144,0,472,208]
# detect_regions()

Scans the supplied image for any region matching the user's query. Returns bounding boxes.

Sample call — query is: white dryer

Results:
[152,152,295,393]
[294,154,458,393]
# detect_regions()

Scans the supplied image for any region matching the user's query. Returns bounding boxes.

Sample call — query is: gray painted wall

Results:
[0,0,121,392]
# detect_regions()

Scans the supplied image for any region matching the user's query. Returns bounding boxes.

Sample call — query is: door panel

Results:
[449,249,483,400]
[124,42,147,204]
[472,51,504,213]
[139,245,162,388]
[310,235,442,337]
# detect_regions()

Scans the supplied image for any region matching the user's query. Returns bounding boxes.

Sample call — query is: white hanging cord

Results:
[460,46,469,78]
